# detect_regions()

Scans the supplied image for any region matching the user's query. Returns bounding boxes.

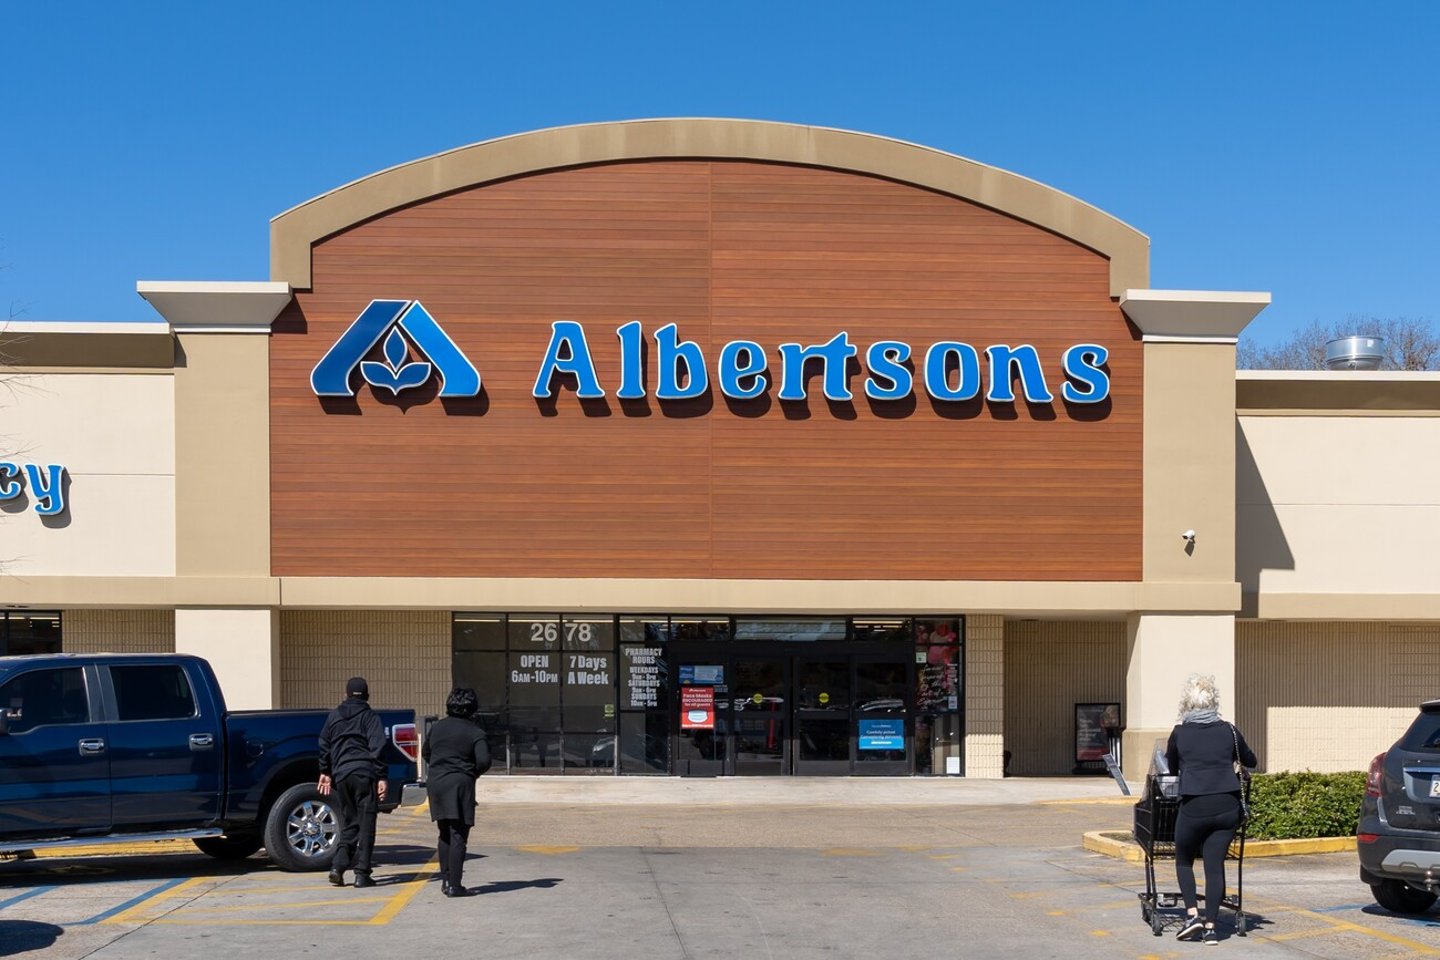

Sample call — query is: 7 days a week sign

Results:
[311,299,1111,407]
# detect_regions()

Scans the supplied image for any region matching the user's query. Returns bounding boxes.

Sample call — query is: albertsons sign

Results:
[312,299,1110,407]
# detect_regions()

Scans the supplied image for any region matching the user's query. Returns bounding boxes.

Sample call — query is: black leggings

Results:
[436,819,472,888]
[1174,793,1242,923]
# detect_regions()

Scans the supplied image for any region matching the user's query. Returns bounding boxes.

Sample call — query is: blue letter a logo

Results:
[311,300,481,398]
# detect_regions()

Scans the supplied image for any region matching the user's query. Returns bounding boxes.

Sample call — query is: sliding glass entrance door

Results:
[732,658,788,776]
[793,658,852,775]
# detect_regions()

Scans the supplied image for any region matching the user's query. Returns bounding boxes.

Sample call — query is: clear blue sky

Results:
[3,2,1435,346]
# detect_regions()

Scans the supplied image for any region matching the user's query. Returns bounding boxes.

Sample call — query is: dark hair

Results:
[446,687,478,719]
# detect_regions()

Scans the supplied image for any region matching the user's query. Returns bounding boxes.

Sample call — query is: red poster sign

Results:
[680,686,715,730]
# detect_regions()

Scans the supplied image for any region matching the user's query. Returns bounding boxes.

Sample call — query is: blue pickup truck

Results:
[0,653,420,871]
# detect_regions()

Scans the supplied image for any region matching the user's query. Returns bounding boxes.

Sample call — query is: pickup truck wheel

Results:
[264,783,340,872]
[1371,879,1438,914]
[194,835,263,860]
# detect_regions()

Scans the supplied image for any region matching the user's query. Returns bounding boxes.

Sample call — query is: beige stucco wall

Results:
[175,608,279,710]
[173,334,270,578]
[279,610,450,716]
[1143,342,1237,584]
[1,372,174,576]
[1004,620,1126,776]
[62,608,176,653]
[1235,620,1440,772]
[1238,416,1440,601]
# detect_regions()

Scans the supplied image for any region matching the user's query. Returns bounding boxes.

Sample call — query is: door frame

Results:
[670,640,918,776]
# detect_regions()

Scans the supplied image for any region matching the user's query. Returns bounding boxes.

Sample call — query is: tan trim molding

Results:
[1244,592,1440,620]
[279,577,1240,614]
[2,366,176,376]
[1237,371,1440,413]
[270,119,1149,296]
[1121,289,1271,341]
[0,576,1240,614]
[0,577,280,608]
[137,281,293,333]
[0,326,175,368]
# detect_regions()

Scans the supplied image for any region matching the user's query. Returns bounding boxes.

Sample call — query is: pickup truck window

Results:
[111,664,197,721]
[0,667,88,733]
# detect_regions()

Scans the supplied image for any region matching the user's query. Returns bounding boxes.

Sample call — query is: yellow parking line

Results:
[102,876,210,924]
[515,845,580,855]
[171,897,391,914]
[407,801,430,818]
[367,860,438,925]
[148,918,382,927]
[1280,907,1440,957]
[143,862,439,928]
[1265,926,1344,943]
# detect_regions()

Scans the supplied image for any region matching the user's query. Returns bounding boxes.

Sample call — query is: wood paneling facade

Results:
[271,160,1142,580]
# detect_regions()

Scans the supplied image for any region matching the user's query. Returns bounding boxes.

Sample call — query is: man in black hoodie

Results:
[318,676,387,888]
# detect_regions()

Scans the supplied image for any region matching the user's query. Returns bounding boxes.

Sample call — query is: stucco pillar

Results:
[964,614,1005,778]
[1123,612,1236,780]
[1118,290,1267,779]
[175,608,281,709]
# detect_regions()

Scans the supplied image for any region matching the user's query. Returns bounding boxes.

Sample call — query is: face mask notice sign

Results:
[680,686,715,730]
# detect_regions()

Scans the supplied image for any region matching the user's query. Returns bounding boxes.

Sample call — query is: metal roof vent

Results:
[1324,336,1385,370]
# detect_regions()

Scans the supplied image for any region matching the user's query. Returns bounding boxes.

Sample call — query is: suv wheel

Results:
[1371,879,1438,914]
[263,783,340,872]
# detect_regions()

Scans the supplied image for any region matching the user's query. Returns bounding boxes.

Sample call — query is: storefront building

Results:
[3,120,1436,779]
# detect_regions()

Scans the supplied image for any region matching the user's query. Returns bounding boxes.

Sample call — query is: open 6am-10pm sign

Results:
[270,159,1142,582]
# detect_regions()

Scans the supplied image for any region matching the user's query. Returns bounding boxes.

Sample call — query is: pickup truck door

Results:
[101,660,223,829]
[0,664,111,838]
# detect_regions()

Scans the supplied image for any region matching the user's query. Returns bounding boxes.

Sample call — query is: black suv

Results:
[1359,701,1440,913]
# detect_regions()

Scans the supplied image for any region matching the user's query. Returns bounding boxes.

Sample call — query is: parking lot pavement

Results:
[3,801,1440,959]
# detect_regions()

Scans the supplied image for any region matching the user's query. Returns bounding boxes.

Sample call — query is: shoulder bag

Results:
[1230,722,1251,821]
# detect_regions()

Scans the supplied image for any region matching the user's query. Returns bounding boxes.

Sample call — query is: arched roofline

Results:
[271,118,1148,296]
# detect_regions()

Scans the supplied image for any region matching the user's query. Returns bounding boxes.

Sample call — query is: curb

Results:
[3,839,202,860]
[1083,830,1355,862]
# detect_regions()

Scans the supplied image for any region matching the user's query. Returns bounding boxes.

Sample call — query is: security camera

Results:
[1181,530,1196,542]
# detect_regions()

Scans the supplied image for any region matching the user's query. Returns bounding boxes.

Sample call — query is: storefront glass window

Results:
[671,618,731,642]
[915,618,961,714]
[453,615,505,651]
[450,612,963,776]
[2,612,62,656]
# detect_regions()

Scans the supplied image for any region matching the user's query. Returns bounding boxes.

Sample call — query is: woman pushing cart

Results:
[1136,674,1257,943]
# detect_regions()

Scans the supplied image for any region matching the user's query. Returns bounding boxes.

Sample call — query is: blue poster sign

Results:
[858,718,905,751]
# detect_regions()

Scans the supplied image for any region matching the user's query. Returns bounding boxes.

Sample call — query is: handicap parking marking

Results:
[0,884,55,911]
[117,859,440,928]
[97,876,210,925]
[1244,896,1440,956]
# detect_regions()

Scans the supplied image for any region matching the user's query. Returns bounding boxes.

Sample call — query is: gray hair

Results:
[1178,673,1221,718]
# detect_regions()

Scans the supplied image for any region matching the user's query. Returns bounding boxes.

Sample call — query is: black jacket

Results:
[423,717,492,825]
[1166,719,1257,798]
[318,698,386,782]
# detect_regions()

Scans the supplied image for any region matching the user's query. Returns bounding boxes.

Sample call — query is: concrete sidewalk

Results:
[464,775,1138,806]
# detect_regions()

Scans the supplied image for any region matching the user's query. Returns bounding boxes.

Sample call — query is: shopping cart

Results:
[1134,773,1250,937]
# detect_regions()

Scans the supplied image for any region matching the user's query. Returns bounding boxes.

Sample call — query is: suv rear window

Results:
[1398,709,1440,752]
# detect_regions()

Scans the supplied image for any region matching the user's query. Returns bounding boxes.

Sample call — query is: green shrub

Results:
[1244,771,1366,841]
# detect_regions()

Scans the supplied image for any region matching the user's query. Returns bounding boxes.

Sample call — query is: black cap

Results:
[346,677,369,700]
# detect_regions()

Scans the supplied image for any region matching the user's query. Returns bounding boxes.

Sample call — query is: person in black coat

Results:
[423,687,492,897]
[318,676,388,889]
[1165,674,1257,944]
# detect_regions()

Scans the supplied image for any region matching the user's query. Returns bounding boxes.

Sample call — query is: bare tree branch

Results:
[1237,316,1440,370]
